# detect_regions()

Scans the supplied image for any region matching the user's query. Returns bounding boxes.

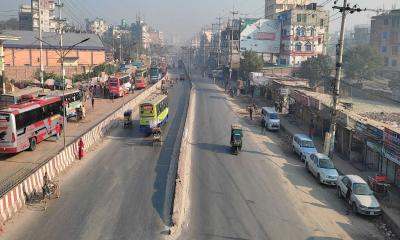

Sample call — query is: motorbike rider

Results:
[42,172,53,198]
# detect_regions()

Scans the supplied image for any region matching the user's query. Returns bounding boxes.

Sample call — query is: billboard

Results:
[240,18,281,54]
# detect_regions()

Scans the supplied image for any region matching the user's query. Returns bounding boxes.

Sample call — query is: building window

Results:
[393,17,400,27]
[392,46,398,55]
[382,46,387,53]
[384,57,389,66]
[320,19,324,27]
[302,14,307,23]
[392,59,397,66]
[310,28,315,36]
[296,27,305,36]
[297,14,302,22]
[305,42,312,51]
[383,32,389,40]
[295,42,302,51]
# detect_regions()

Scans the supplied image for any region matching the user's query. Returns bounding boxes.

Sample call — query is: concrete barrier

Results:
[170,85,195,236]
[0,81,162,225]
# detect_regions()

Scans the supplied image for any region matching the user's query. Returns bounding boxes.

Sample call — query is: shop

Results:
[382,127,400,187]
[350,122,383,171]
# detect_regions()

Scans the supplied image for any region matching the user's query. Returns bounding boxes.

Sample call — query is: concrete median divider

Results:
[170,85,195,236]
[0,81,162,226]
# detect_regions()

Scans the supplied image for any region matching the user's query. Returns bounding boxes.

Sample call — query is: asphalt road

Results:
[2,73,190,240]
[178,75,385,240]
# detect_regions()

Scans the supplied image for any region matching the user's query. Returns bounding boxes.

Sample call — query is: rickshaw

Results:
[152,127,162,145]
[367,175,391,200]
[230,124,243,155]
[123,110,133,128]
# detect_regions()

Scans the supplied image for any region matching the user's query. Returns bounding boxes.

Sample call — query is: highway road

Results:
[178,75,385,240]
[2,73,190,240]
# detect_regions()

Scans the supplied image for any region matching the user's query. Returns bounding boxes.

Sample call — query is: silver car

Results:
[337,175,382,215]
[305,153,339,185]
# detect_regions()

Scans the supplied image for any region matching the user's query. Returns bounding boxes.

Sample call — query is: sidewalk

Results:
[225,85,400,238]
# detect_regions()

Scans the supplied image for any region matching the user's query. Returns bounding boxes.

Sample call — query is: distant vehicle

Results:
[337,175,382,215]
[230,124,243,155]
[149,67,162,84]
[305,153,339,185]
[261,107,280,130]
[108,73,132,97]
[135,69,147,89]
[0,96,63,153]
[0,94,36,109]
[179,73,185,81]
[292,133,317,161]
[47,89,83,119]
[139,94,169,133]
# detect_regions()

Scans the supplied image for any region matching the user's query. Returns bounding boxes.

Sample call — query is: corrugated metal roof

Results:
[2,30,104,51]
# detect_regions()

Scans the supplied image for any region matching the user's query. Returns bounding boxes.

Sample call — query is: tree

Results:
[0,18,19,30]
[34,70,58,81]
[343,45,384,81]
[240,51,263,79]
[299,54,333,87]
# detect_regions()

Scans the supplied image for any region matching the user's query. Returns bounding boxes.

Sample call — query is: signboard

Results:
[240,18,281,54]
[384,127,400,147]
[280,88,289,95]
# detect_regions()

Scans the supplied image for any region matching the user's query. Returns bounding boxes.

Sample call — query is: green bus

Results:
[139,94,169,133]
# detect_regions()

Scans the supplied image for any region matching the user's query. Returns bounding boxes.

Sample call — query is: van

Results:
[261,107,280,130]
[292,134,317,161]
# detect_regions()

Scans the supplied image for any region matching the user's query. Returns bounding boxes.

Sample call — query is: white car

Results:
[337,175,382,215]
[292,134,317,161]
[305,153,339,185]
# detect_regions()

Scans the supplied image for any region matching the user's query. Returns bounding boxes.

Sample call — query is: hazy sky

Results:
[1,0,400,41]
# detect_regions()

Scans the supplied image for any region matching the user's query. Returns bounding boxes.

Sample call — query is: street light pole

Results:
[119,35,122,63]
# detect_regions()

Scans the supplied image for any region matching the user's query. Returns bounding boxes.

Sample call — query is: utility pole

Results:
[119,35,122,63]
[216,16,222,68]
[55,0,66,149]
[230,7,238,84]
[38,0,44,91]
[324,0,366,157]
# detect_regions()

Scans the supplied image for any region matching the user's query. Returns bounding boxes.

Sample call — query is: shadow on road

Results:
[193,142,230,154]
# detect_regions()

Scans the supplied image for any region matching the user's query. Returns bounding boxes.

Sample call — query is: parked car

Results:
[292,134,317,161]
[337,175,382,215]
[305,153,339,185]
[261,107,280,131]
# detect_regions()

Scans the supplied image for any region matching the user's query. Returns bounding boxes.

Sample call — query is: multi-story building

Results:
[220,19,240,70]
[370,10,400,77]
[265,0,311,19]
[85,18,108,35]
[353,24,370,45]
[19,4,33,31]
[31,0,56,32]
[148,29,164,46]
[132,20,151,50]
[276,3,329,68]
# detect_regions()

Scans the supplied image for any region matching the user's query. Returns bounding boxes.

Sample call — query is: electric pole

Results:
[38,0,44,91]
[216,16,222,68]
[324,0,366,157]
[55,0,67,149]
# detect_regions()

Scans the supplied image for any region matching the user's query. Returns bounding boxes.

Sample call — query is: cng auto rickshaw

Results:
[230,124,243,155]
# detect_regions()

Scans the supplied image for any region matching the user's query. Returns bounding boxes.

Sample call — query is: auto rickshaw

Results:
[230,124,243,155]
[123,110,133,128]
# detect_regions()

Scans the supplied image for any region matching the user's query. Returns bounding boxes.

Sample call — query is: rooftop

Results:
[2,30,104,50]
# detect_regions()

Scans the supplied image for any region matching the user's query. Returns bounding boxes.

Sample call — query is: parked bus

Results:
[135,68,147,89]
[0,94,35,109]
[139,94,169,133]
[46,89,83,119]
[108,73,132,97]
[0,96,63,153]
[149,67,162,84]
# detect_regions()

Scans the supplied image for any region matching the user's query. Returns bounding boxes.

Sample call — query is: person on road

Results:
[91,97,95,109]
[55,123,60,140]
[78,138,84,160]
[345,183,352,214]
[248,105,254,120]
[42,172,51,198]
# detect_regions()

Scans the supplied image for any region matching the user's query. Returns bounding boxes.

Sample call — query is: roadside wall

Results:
[0,80,162,224]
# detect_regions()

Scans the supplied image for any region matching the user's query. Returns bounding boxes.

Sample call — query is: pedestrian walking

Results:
[248,105,254,120]
[91,97,95,109]
[55,123,60,140]
[309,119,315,140]
[78,138,84,160]
[345,183,352,214]
[261,119,266,135]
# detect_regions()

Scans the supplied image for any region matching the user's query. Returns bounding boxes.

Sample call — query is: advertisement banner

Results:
[240,18,281,54]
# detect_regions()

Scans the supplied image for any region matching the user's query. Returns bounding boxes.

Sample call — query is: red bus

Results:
[0,96,63,153]
[135,68,147,89]
[108,73,132,98]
